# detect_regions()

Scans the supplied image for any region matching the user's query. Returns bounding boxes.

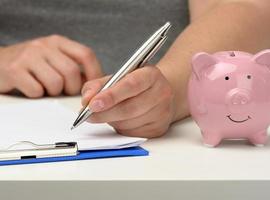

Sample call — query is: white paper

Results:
[0,100,146,151]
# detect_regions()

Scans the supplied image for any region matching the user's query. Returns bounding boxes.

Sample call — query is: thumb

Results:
[81,75,111,106]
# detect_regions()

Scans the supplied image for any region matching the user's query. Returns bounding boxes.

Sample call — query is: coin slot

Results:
[229,52,235,57]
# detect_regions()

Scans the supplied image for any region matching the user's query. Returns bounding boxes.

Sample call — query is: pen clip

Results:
[139,36,168,67]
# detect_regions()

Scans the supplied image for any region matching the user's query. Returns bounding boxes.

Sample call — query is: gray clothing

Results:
[0,0,189,74]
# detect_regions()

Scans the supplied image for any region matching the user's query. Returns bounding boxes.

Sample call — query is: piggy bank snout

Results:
[230,91,250,105]
[226,89,251,107]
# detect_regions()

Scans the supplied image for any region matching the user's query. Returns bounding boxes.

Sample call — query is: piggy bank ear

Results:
[191,52,217,80]
[253,49,270,67]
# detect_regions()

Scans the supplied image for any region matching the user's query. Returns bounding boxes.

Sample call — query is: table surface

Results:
[1,94,270,181]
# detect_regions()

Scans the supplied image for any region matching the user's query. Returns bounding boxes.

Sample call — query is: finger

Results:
[89,66,158,112]
[14,70,44,98]
[81,76,111,106]
[81,75,110,96]
[88,81,164,123]
[116,120,169,138]
[46,49,82,95]
[56,36,103,80]
[108,103,171,131]
[29,59,64,96]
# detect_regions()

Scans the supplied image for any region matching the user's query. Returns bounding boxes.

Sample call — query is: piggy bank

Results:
[188,50,270,147]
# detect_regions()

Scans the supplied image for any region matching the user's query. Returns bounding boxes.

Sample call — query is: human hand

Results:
[0,35,103,98]
[81,66,176,138]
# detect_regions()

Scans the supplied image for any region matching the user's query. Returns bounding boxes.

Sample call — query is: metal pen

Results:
[71,22,172,130]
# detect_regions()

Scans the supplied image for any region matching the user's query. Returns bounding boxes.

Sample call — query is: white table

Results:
[1,94,270,200]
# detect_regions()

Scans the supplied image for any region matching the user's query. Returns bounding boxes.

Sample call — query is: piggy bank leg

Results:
[248,130,268,147]
[202,131,222,147]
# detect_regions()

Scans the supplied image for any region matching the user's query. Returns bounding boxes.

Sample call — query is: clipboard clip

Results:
[0,141,78,161]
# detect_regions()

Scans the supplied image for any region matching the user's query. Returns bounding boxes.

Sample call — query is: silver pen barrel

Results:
[100,22,171,91]
[71,22,171,130]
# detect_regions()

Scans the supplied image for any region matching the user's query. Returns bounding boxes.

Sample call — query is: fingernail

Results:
[90,100,105,112]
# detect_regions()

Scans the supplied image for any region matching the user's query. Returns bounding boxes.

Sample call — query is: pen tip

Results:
[71,126,75,131]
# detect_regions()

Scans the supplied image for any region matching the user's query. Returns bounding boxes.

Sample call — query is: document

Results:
[0,101,146,151]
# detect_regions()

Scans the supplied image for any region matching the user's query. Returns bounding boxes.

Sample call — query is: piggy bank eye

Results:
[225,76,230,80]
[247,75,251,79]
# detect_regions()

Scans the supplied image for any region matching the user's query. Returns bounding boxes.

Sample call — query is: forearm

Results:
[157,0,270,122]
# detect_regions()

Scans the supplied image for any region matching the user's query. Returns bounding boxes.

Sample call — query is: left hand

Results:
[81,66,176,138]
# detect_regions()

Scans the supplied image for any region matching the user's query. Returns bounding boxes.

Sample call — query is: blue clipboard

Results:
[0,146,149,166]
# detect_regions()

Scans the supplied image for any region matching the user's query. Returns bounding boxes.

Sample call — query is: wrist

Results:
[157,62,190,122]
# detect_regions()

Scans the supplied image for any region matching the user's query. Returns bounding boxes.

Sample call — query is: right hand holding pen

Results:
[0,35,103,98]
[81,66,176,138]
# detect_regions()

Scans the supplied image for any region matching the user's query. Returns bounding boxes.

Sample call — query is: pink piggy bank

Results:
[188,50,270,147]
